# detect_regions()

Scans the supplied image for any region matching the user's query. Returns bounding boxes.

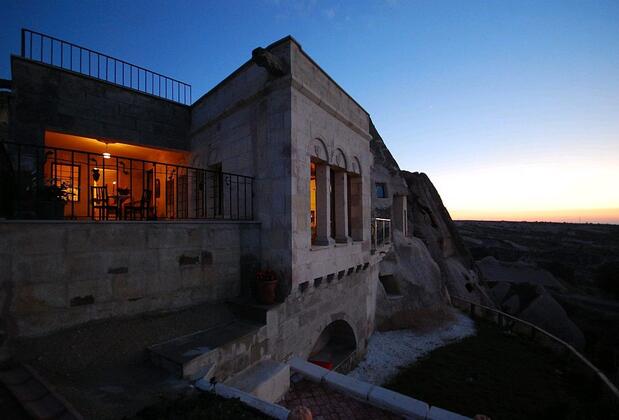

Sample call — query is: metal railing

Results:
[452,295,619,404]
[20,29,192,105]
[371,217,391,250]
[1,141,253,221]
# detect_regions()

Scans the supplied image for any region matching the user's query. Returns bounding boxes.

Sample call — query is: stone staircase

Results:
[149,319,267,381]
[148,299,278,382]
[224,359,290,403]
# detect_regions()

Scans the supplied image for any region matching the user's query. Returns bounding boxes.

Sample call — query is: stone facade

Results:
[3,35,384,373]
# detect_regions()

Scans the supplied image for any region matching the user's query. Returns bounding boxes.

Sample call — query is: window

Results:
[310,162,317,242]
[52,163,80,201]
[330,168,336,239]
[375,182,387,199]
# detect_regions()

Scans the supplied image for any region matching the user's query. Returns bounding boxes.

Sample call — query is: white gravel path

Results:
[348,311,476,385]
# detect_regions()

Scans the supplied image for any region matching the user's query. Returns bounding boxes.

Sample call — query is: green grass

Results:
[385,321,618,420]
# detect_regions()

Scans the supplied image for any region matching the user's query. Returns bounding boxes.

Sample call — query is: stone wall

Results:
[266,265,378,363]
[289,40,373,289]
[0,220,260,337]
[189,41,294,295]
[10,57,190,150]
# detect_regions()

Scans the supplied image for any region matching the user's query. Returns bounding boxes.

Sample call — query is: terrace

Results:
[1,137,253,221]
[2,30,255,222]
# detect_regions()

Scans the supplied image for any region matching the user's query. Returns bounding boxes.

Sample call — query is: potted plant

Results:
[255,268,278,305]
[36,179,71,219]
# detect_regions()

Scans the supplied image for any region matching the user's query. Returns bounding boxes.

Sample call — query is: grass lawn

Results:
[385,320,618,420]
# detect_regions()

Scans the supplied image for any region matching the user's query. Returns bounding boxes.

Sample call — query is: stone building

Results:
[0,31,409,381]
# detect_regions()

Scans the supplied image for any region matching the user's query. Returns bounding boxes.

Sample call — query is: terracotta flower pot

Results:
[257,280,278,305]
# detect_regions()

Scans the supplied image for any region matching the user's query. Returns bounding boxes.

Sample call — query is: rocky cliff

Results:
[370,121,492,329]
[370,122,585,348]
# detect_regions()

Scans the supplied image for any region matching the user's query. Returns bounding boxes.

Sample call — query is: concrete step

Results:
[148,320,261,380]
[225,359,290,403]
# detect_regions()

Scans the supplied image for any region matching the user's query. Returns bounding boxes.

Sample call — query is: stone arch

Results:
[310,138,329,162]
[332,148,348,170]
[309,319,357,369]
[351,156,361,175]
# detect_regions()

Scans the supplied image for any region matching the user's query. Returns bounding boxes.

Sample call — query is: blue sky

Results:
[2,0,618,222]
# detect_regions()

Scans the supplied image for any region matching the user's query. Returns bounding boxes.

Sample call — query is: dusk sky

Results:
[2,0,618,223]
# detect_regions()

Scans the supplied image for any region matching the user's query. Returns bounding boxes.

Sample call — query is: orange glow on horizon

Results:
[450,208,619,225]
[433,156,619,225]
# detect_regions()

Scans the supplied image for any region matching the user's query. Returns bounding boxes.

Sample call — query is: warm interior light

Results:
[103,152,111,159]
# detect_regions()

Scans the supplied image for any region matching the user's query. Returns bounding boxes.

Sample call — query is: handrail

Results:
[20,29,192,105]
[451,295,619,403]
[371,217,391,250]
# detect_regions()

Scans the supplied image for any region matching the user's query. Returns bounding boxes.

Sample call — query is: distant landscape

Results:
[456,220,619,384]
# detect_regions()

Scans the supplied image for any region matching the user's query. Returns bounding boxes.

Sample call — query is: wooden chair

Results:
[91,186,118,220]
[124,189,154,220]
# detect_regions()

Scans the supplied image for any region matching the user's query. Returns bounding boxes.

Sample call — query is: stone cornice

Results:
[290,77,372,142]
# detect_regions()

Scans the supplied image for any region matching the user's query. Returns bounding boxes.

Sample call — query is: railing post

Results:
[21,29,25,57]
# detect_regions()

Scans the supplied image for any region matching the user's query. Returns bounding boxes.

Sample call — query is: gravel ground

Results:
[349,310,476,385]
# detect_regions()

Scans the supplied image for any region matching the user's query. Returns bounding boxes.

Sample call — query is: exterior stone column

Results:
[334,171,350,243]
[349,175,363,241]
[314,163,332,246]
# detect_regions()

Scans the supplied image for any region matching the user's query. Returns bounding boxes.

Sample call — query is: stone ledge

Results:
[323,370,374,401]
[367,386,429,420]
[0,219,261,225]
[287,357,470,419]
[288,356,330,382]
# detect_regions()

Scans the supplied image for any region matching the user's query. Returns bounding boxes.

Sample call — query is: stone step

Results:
[224,359,290,403]
[226,298,278,324]
[148,320,262,380]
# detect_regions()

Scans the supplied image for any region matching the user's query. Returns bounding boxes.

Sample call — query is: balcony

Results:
[0,140,253,221]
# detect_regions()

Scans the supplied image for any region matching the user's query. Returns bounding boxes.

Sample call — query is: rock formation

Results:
[478,256,585,348]
[370,120,492,329]
[370,121,586,348]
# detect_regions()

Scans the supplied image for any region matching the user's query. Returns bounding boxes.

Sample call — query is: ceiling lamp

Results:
[103,143,111,159]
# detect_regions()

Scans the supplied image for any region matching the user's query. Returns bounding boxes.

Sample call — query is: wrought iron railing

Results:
[371,217,391,250]
[0,141,253,221]
[20,29,192,105]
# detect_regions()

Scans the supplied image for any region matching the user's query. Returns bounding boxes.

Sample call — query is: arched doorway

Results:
[309,320,357,370]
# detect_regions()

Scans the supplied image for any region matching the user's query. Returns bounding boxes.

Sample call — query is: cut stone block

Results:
[367,386,429,419]
[225,359,290,403]
[288,356,330,382]
[323,370,374,401]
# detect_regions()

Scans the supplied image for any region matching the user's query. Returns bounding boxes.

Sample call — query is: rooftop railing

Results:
[20,29,192,105]
[0,141,253,221]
